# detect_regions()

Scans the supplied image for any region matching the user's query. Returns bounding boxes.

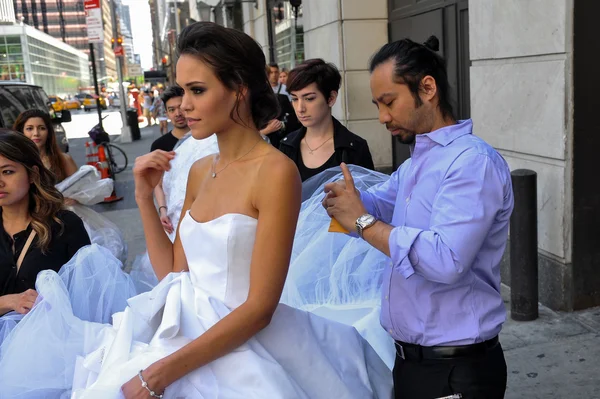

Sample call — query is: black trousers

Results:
[393,342,507,399]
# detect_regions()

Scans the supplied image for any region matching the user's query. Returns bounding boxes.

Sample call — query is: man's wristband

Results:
[158,206,167,212]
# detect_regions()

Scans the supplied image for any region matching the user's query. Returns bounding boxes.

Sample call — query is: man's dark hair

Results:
[287,59,341,100]
[268,62,279,70]
[161,85,184,105]
[369,35,454,120]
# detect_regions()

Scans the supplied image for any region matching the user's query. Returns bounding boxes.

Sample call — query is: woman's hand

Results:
[133,151,175,200]
[260,119,283,135]
[9,289,38,314]
[121,366,167,399]
[159,208,174,234]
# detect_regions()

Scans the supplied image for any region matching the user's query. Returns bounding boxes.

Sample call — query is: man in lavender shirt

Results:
[323,36,513,398]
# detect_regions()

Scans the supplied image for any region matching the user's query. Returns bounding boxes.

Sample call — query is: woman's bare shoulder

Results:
[256,146,301,194]
[189,153,216,175]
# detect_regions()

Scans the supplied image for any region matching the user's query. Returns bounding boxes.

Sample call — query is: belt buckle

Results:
[394,342,405,360]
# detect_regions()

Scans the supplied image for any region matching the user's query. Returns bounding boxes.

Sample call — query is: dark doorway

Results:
[388,0,470,168]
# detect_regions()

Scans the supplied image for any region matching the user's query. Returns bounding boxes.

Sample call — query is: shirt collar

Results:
[418,119,473,147]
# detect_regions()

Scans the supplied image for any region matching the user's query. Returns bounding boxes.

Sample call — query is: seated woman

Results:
[13,110,78,186]
[14,109,127,264]
[0,130,90,338]
[280,59,375,182]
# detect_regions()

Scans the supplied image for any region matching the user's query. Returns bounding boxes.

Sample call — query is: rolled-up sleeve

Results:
[389,153,506,284]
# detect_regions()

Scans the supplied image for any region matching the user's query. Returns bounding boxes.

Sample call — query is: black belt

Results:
[395,336,499,361]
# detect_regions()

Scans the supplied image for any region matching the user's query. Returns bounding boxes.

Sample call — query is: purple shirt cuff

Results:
[360,190,376,216]
[389,226,422,279]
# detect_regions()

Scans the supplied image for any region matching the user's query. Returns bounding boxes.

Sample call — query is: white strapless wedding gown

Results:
[62,212,391,398]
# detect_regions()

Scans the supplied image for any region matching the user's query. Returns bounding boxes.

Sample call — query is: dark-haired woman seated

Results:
[0,130,89,320]
[14,110,78,182]
[280,59,375,182]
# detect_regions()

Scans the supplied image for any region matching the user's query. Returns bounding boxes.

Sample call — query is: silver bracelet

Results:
[138,370,164,398]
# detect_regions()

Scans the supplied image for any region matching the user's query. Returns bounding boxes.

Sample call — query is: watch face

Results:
[358,214,374,227]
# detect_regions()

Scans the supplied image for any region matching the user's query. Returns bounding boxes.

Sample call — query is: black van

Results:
[0,82,72,152]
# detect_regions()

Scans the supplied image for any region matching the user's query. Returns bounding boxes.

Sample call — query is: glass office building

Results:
[0,23,89,96]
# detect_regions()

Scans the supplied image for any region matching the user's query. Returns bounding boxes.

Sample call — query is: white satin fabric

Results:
[68,212,391,398]
[162,134,219,242]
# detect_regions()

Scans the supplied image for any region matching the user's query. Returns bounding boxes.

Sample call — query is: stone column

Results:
[470,0,575,310]
[302,0,391,170]
[242,2,270,60]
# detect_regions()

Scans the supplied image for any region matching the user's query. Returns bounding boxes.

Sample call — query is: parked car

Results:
[75,93,108,111]
[48,95,66,112]
[0,82,72,152]
[63,97,82,110]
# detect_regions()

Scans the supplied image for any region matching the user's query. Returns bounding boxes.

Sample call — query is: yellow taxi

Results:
[63,97,82,110]
[48,95,66,111]
[75,93,108,111]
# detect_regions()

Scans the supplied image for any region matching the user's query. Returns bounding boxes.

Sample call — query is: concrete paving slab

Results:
[505,333,600,399]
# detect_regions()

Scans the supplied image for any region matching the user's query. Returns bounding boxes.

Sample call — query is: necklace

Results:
[211,139,261,178]
[304,135,333,155]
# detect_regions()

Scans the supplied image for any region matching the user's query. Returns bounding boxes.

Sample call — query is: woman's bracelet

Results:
[138,370,164,398]
[158,205,167,213]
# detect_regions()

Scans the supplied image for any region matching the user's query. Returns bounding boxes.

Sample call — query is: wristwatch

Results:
[355,214,377,238]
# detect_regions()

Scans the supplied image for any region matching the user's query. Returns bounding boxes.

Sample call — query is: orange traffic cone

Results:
[97,145,123,203]
[97,145,110,179]
[85,141,92,165]
[90,142,99,169]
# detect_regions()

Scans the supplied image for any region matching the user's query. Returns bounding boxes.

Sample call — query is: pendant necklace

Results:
[211,139,262,178]
[304,135,333,155]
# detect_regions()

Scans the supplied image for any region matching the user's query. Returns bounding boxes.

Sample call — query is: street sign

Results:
[114,45,125,57]
[127,64,143,77]
[85,0,103,44]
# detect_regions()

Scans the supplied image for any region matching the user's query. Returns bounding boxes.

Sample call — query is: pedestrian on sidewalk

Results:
[141,90,155,126]
[153,88,169,135]
[323,36,514,399]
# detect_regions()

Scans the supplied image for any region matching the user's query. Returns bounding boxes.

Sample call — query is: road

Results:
[63,108,129,140]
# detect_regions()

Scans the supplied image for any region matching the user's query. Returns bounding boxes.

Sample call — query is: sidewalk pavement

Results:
[67,125,600,398]
[69,123,163,267]
[500,285,600,398]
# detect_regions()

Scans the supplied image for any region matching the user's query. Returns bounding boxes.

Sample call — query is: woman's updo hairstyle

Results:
[176,22,280,130]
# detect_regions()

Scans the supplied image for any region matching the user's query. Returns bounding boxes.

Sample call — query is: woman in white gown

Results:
[0,22,391,398]
[130,133,219,292]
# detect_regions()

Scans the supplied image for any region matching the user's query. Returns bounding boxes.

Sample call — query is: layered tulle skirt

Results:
[0,244,391,398]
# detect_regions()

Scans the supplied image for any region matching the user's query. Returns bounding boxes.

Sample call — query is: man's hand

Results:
[322,163,367,232]
[159,208,174,234]
[260,119,283,135]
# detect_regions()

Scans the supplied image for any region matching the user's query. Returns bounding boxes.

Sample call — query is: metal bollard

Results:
[510,169,539,321]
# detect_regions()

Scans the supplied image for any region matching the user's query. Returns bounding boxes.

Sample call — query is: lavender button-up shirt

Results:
[361,120,513,346]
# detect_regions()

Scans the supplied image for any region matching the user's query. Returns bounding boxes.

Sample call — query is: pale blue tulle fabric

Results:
[0,245,136,398]
[0,165,395,397]
[282,165,396,368]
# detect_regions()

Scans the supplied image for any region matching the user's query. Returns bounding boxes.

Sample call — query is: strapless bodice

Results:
[178,211,258,309]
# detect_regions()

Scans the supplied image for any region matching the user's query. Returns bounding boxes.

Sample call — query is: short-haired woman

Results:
[280,59,375,182]
[0,129,90,317]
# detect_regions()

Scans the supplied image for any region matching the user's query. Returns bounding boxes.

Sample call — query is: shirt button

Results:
[385,295,389,300]
[388,329,393,334]
[405,196,410,203]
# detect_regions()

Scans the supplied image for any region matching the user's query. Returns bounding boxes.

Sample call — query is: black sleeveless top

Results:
[297,153,338,182]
